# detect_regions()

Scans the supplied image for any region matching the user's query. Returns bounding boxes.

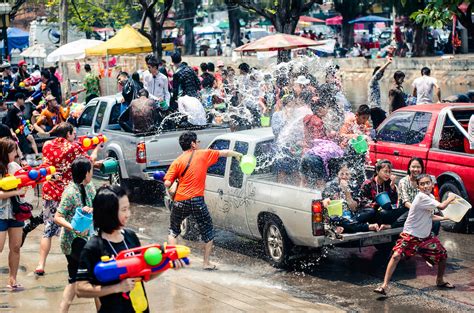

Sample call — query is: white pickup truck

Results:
[168,128,403,268]
[75,95,230,195]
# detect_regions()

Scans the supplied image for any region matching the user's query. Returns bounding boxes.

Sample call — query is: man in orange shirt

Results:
[164,131,242,270]
[34,95,70,134]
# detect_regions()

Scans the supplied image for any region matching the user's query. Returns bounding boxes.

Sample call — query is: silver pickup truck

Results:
[75,95,230,194]
[169,128,403,268]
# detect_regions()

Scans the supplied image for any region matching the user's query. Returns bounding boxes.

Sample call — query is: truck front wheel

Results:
[263,216,293,269]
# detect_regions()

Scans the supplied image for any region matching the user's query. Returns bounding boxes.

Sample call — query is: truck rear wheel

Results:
[439,182,470,233]
[263,216,293,269]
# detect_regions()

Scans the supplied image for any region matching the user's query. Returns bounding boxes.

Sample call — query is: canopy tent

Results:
[193,25,223,35]
[0,27,29,54]
[85,25,152,56]
[234,33,323,52]
[46,39,102,63]
[348,15,391,24]
[20,43,46,58]
[299,16,325,23]
[325,15,343,25]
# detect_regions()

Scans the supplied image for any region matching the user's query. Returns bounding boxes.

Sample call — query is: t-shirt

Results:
[164,149,220,202]
[412,76,438,104]
[177,95,207,126]
[84,72,101,97]
[76,229,148,313]
[403,192,440,238]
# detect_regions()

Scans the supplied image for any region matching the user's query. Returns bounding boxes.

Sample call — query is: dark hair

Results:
[117,71,129,79]
[201,72,215,89]
[93,185,128,234]
[0,138,16,176]
[356,104,370,116]
[138,88,149,98]
[207,62,215,72]
[49,66,57,74]
[51,122,74,138]
[375,159,392,173]
[421,67,431,76]
[310,99,326,116]
[171,52,182,64]
[145,54,156,64]
[148,60,159,69]
[179,131,197,151]
[238,63,250,74]
[0,124,13,140]
[41,69,51,80]
[84,64,91,72]
[415,173,431,185]
[71,157,92,206]
[14,92,25,101]
[394,70,405,81]
[372,66,381,76]
[407,157,424,175]
[200,62,207,72]
[131,72,141,83]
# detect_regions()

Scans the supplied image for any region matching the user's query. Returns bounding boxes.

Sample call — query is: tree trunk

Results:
[182,0,198,55]
[228,4,241,47]
[274,16,298,63]
[413,23,427,57]
[342,23,354,48]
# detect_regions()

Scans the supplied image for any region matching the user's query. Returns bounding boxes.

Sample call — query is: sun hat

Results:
[295,75,310,85]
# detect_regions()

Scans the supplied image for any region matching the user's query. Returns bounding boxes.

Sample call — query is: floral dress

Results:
[57,182,96,255]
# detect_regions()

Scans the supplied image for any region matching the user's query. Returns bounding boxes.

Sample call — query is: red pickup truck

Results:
[369,103,474,233]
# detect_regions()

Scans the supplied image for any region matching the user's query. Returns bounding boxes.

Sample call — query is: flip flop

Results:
[6,284,24,292]
[34,269,45,276]
[437,282,455,289]
[373,286,387,296]
[203,264,218,271]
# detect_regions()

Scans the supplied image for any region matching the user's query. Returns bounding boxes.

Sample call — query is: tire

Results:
[439,181,469,233]
[263,216,294,269]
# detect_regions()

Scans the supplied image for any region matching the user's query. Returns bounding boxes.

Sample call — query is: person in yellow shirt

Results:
[34,95,70,134]
[339,104,372,149]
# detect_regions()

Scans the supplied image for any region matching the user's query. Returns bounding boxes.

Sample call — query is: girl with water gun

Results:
[76,185,184,313]
[0,138,28,291]
[54,157,96,313]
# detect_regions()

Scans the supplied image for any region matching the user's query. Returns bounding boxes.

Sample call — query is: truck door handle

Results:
[394,150,399,156]
[217,189,223,196]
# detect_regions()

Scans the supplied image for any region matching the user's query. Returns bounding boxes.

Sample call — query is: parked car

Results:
[369,103,474,233]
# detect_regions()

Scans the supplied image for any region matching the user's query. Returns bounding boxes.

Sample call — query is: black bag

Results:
[11,196,33,222]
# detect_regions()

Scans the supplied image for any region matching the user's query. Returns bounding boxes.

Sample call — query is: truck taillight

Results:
[136,141,147,164]
[312,200,324,236]
[433,184,440,201]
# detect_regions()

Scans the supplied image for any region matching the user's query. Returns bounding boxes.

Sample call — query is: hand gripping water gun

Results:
[65,95,77,105]
[77,134,107,151]
[0,165,56,191]
[15,119,31,135]
[94,243,190,312]
[19,76,41,88]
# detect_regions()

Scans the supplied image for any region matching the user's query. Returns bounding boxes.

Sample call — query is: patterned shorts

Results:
[43,200,61,238]
[393,232,447,266]
[169,197,214,243]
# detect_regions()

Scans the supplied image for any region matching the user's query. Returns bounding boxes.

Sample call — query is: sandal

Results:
[436,282,455,289]
[7,284,24,292]
[34,269,45,276]
[373,286,387,296]
[203,264,218,271]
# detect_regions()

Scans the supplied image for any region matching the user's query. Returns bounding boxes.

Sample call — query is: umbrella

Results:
[348,15,391,24]
[20,44,47,58]
[46,39,103,63]
[234,33,323,52]
[193,25,223,35]
[299,16,325,23]
[326,16,343,25]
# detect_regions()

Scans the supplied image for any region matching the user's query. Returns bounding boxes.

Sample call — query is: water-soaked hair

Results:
[407,157,424,175]
[416,173,431,185]
[394,71,405,81]
[357,104,370,116]
[71,157,92,206]
[93,185,128,234]
[50,122,74,138]
[179,131,197,151]
[375,159,392,173]
[0,138,16,176]
[421,67,431,76]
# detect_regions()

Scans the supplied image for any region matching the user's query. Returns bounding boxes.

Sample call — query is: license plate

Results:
[361,234,392,246]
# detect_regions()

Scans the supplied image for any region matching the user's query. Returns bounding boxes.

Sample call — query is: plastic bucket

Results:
[350,135,369,154]
[159,101,169,110]
[240,155,257,175]
[71,207,93,232]
[375,192,392,210]
[327,200,343,216]
[260,116,270,127]
[100,159,119,175]
[443,193,472,222]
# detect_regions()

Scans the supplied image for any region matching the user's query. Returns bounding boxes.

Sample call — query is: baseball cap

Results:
[217,60,224,67]
[18,60,27,67]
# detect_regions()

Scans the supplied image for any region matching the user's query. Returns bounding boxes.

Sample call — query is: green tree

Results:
[175,0,200,55]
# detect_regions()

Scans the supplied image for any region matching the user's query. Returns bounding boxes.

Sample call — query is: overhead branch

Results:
[234,0,272,20]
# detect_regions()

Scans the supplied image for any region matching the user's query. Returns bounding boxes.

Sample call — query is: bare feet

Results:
[378,224,391,231]
[368,223,379,231]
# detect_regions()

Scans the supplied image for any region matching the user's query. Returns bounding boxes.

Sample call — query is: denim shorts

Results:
[0,219,25,231]
[169,197,214,243]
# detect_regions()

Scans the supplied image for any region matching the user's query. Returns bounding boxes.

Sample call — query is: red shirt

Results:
[42,137,88,201]
[303,114,327,151]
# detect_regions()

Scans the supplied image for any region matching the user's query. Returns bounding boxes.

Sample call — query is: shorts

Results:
[0,219,25,231]
[43,200,61,238]
[169,197,214,243]
[393,232,447,266]
[65,237,87,284]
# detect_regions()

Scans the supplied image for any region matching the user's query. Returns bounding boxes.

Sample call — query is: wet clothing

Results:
[171,63,201,111]
[304,139,344,177]
[66,237,87,283]
[339,114,371,148]
[164,149,220,202]
[303,114,327,150]
[388,84,407,113]
[393,232,447,265]
[169,196,214,242]
[368,70,384,108]
[42,199,61,238]
[129,96,158,133]
[77,229,149,313]
[412,76,438,104]
[404,192,440,239]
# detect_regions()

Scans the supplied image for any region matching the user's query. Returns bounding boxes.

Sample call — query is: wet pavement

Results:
[1,187,473,312]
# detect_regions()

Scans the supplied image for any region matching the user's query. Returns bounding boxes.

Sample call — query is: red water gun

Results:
[77,134,107,151]
[0,165,56,191]
[94,243,190,283]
